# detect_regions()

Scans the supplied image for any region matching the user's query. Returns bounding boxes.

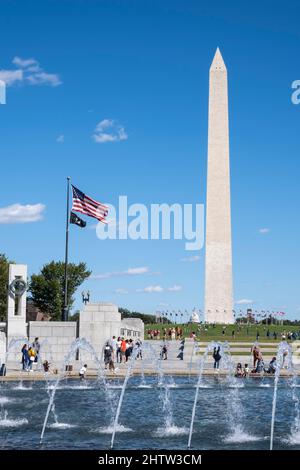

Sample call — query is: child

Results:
[160,344,168,360]
[235,362,243,377]
[212,346,221,369]
[243,363,249,377]
[79,364,87,380]
[28,346,36,372]
[43,360,50,373]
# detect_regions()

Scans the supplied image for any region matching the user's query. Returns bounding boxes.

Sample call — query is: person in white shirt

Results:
[243,364,250,377]
[111,336,117,361]
[79,364,87,380]
[116,337,122,363]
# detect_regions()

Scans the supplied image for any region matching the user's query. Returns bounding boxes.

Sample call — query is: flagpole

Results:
[62,176,71,321]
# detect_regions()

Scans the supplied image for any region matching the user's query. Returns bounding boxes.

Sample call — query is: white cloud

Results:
[0,57,61,87]
[259,228,270,234]
[167,285,182,292]
[12,57,38,68]
[56,134,64,143]
[26,65,42,73]
[115,288,129,294]
[92,272,118,280]
[235,299,253,305]
[138,285,164,293]
[92,266,149,279]
[27,71,62,87]
[92,119,128,143]
[126,267,148,275]
[137,284,182,293]
[181,255,200,262]
[0,69,23,86]
[0,203,45,224]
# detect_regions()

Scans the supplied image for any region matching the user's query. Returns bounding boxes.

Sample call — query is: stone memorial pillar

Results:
[7,264,28,344]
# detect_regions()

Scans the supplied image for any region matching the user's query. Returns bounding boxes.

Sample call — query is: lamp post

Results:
[82,291,90,305]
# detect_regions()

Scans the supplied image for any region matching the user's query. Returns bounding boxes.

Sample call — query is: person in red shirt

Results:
[120,338,127,363]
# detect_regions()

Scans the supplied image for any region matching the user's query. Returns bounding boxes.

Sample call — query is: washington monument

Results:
[204,48,233,324]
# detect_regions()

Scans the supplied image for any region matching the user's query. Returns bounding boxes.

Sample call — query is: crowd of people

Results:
[100,335,171,374]
[196,323,300,341]
[147,325,300,343]
[211,344,287,377]
[254,329,298,342]
[101,336,143,373]
[21,338,40,372]
[20,331,292,379]
[20,335,147,378]
[78,336,166,379]
[245,344,286,375]
[147,327,183,341]
[21,338,51,373]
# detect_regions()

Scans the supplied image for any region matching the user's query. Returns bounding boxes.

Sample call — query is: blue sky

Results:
[0,0,299,319]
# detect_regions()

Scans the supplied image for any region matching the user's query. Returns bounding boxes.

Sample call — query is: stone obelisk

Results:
[204,48,233,324]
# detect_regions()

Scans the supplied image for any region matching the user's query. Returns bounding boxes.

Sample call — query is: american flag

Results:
[71,185,108,223]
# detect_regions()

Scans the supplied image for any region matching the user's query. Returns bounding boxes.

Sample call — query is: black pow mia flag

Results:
[70,211,86,228]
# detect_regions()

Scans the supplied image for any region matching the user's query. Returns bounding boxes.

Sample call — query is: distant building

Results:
[26,299,51,322]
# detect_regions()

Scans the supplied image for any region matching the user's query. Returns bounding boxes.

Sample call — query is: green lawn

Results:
[145,323,300,343]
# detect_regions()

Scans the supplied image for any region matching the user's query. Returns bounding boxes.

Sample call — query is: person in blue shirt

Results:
[21,344,29,371]
[266,357,277,374]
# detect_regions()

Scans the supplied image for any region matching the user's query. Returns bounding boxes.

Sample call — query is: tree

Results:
[29,261,91,321]
[69,310,80,322]
[0,254,13,322]
[118,307,157,324]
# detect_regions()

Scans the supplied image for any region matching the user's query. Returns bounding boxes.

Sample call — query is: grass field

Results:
[145,323,300,343]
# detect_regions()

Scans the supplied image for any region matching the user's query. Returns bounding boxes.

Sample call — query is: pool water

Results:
[0,376,299,450]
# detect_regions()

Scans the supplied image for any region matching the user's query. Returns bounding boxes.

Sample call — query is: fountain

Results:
[220,345,257,444]
[289,377,300,444]
[5,337,29,369]
[0,408,28,428]
[110,341,182,448]
[188,341,221,448]
[187,341,249,448]
[1,334,300,450]
[0,338,33,430]
[269,341,296,450]
[188,340,199,381]
[110,345,139,448]
[40,337,113,443]
[110,342,160,448]
[2,337,31,394]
